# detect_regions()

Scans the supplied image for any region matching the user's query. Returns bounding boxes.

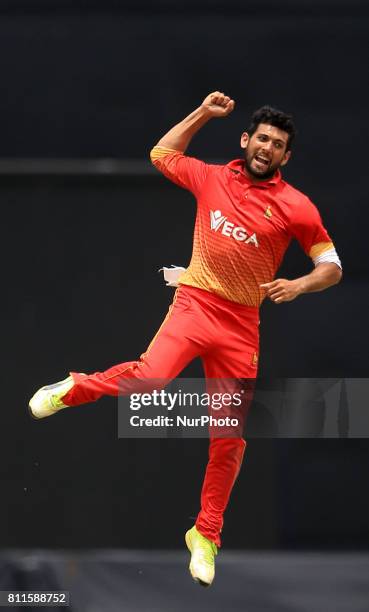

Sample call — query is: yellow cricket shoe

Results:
[28,375,75,419]
[185,525,218,587]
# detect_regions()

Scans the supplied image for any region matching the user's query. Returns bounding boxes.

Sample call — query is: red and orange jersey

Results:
[151,146,336,307]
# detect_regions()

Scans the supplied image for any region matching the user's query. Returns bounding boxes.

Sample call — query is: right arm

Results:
[150,92,235,195]
[155,91,235,153]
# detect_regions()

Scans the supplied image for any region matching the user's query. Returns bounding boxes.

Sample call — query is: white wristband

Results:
[313,247,342,269]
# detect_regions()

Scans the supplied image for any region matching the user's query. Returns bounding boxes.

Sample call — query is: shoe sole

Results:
[185,531,211,588]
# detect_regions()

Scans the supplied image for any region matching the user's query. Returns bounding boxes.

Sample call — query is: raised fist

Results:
[201,91,235,117]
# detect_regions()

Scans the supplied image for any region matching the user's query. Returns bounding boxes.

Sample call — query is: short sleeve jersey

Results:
[151,146,335,307]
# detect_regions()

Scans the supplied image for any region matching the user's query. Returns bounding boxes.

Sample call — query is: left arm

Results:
[261,263,342,304]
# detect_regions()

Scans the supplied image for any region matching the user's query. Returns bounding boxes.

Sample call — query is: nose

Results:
[261,141,273,152]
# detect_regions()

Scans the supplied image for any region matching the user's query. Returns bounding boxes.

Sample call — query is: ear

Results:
[280,150,291,167]
[240,132,249,149]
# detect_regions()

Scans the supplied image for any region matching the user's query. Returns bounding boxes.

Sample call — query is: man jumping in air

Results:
[29,92,342,587]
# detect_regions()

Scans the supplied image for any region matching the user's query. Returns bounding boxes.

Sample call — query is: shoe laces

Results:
[49,393,62,410]
[49,389,67,410]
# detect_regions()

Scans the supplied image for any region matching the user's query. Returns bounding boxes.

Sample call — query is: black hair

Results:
[246,105,296,151]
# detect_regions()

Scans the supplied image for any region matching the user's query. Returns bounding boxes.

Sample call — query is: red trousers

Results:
[63,285,259,547]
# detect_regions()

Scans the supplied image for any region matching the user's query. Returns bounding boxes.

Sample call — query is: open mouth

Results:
[254,154,270,169]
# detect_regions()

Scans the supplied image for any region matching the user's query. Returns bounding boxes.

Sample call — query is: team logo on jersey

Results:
[210,209,259,248]
[264,206,272,219]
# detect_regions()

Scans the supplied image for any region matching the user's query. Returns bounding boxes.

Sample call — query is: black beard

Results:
[244,150,279,180]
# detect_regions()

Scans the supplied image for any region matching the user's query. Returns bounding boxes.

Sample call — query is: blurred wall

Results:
[0,1,368,548]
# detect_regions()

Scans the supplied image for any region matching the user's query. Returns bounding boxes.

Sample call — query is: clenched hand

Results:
[201,91,235,118]
[260,278,304,304]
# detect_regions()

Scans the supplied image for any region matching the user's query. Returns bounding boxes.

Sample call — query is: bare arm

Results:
[155,91,235,152]
[260,263,342,304]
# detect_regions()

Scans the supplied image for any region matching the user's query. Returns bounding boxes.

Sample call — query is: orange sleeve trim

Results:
[150,146,183,162]
[309,241,334,259]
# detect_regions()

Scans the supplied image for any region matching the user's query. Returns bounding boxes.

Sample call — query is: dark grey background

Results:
[0,0,368,549]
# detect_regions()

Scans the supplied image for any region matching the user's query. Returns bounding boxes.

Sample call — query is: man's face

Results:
[240,123,291,180]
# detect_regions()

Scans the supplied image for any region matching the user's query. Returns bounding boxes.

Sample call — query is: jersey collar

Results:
[227,158,282,186]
